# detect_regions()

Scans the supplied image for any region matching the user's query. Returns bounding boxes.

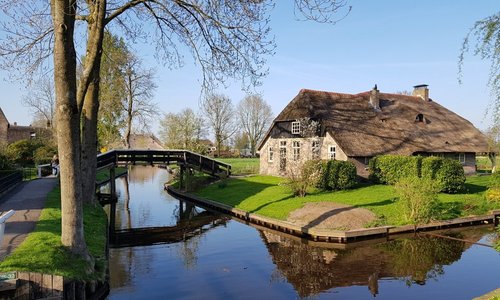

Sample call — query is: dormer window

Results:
[415,114,424,122]
[291,121,300,134]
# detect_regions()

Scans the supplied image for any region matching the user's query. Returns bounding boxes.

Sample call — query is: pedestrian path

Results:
[0,178,58,260]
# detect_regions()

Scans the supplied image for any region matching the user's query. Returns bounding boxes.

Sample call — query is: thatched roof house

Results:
[258,85,489,177]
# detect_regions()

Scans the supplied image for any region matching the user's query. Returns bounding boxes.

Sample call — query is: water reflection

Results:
[108,166,500,300]
[259,228,487,298]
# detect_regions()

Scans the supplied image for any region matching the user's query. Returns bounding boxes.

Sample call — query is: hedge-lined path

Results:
[0,178,58,260]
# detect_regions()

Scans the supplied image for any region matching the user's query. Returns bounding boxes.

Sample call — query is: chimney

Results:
[369,84,380,110]
[13,122,17,126]
[412,84,429,101]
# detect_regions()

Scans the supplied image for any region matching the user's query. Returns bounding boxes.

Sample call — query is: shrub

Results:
[370,155,422,184]
[486,187,500,202]
[421,156,442,180]
[319,160,357,191]
[285,159,322,197]
[435,159,465,193]
[33,145,58,165]
[370,155,466,194]
[5,139,44,167]
[395,176,440,226]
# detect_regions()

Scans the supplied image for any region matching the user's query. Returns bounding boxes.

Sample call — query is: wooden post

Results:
[179,165,184,190]
[110,167,116,202]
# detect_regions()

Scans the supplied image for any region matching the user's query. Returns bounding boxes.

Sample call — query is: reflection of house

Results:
[0,107,52,144]
[260,228,482,298]
[258,85,489,177]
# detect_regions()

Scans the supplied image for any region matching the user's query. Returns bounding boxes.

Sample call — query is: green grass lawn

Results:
[476,155,500,173]
[218,158,259,175]
[0,188,108,280]
[195,175,498,226]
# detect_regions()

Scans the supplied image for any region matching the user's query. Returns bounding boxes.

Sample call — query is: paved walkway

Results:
[0,178,58,260]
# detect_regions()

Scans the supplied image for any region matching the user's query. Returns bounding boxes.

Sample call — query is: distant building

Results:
[123,133,164,150]
[0,107,52,145]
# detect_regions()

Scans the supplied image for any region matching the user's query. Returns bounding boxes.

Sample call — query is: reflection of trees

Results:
[380,234,464,285]
[260,229,484,298]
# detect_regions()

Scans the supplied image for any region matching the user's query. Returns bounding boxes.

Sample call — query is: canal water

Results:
[107,166,500,299]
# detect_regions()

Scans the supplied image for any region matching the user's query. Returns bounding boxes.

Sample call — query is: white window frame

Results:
[328,145,336,160]
[312,140,320,159]
[292,141,300,161]
[268,146,274,162]
[458,153,466,164]
[291,121,300,134]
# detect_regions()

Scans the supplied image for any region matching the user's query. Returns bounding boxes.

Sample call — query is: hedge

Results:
[319,160,357,191]
[369,155,465,193]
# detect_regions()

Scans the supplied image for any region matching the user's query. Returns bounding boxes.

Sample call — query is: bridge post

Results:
[179,164,184,190]
[110,166,116,201]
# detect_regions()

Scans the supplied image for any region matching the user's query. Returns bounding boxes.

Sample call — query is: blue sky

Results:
[0,1,498,134]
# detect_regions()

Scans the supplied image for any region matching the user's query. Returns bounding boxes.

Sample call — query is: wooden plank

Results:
[42,273,54,297]
[16,272,32,300]
[30,272,43,299]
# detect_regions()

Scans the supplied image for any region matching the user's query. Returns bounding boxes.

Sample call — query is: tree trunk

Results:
[124,72,133,149]
[51,0,90,261]
[81,79,100,205]
[79,0,106,205]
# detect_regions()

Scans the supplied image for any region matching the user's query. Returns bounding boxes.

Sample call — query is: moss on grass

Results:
[0,187,108,280]
[195,175,498,226]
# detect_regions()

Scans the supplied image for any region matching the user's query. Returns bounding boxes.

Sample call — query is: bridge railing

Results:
[96,149,231,177]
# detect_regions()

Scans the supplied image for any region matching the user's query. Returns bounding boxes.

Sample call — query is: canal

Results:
[106,166,500,299]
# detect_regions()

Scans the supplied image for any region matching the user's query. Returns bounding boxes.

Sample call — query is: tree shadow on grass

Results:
[302,206,356,230]
[248,195,295,214]
[356,199,396,208]
[462,182,488,194]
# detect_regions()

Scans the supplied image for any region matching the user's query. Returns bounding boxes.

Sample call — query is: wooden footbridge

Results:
[97,149,231,177]
[95,149,231,244]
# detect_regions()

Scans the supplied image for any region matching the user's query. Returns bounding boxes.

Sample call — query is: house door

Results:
[279,142,287,172]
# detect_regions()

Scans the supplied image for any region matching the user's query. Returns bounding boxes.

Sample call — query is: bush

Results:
[285,159,322,197]
[395,176,440,226]
[435,159,465,193]
[33,145,58,165]
[486,187,500,202]
[5,139,44,167]
[370,155,421,184]
[319,160,357,191]
[370,155,466,193]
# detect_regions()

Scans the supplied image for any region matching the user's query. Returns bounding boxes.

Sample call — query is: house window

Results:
[268,147,274,162]
[415,114,424,122]
[312,140,320,159]
[291,121,300,134]
[459,153,466,164]
[328,145,336,160]
[30,132,36,139]
[292,141,300,160]
[279,141,287,172]
[364,157,371,165]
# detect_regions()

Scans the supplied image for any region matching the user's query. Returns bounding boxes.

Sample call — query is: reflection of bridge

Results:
[111,209,228,248]
[96,151,231,247]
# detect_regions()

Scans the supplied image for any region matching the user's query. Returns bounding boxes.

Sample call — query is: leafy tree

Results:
[159,108,206,152]
[201,93,236,157]
[237,94,273,156]
[5,139,44,167]
[459,10,500,122]
[97,31,129,148]
[0,0,349,264]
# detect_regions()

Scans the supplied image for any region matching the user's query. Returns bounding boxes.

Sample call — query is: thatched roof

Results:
[261,89,489,156]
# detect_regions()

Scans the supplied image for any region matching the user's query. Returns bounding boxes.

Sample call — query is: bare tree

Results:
[160,108,206,152]
[202,93,236,157]
[122,53,159,148]
[237,94,273,156]
[22,77,55,127]
[0,0,350,264]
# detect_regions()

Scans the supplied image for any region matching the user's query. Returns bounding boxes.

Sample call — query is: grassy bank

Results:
[95,166,127,183]
[218,158,259,175]
[195,175,498,226]
[0,187,108,280]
